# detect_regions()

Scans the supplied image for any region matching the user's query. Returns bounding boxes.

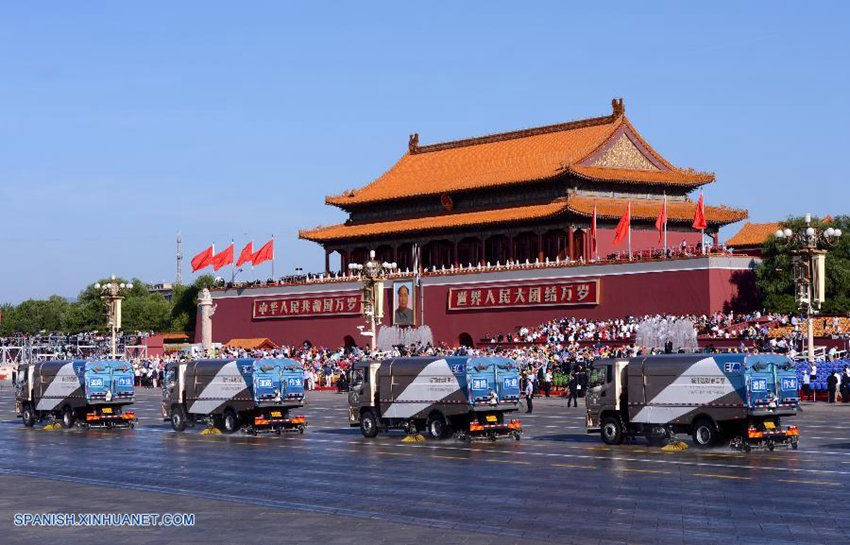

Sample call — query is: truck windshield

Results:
[350,369,364,389]
[589,366,607,388]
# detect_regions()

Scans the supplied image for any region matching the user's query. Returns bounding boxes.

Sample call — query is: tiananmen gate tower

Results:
[206,99,757,348]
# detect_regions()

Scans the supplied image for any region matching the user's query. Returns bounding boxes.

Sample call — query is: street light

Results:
[349,250,397,352]
[774,216,842,360]
[96,275,133,359]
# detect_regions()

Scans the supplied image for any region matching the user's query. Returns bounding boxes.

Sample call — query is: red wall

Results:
[207,257,756,349]
[423,269,713,346]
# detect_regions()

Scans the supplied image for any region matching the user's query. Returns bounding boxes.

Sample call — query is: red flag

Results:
[655,195,667,243]
[692,190,708,230]
[591,200,598,253]
[236,241,253,268]
[211,243,234,271]
[613,201,630,246]
[191,245,215,272]
[253,238,274,266]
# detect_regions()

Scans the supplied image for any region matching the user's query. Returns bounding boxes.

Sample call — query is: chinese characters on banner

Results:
[447,280,600,311]
[253,293,361,319]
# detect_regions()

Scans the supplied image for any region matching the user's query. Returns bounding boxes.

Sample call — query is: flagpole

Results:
[626,199,632,261]
[230,239,235,283]
[271,234,275,279]
[664,191,667,257]
[700,189,705,255]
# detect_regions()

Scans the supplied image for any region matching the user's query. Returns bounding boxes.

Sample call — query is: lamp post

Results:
[774,215,842,361]
[94,275,134,359]
[348,250,397,352]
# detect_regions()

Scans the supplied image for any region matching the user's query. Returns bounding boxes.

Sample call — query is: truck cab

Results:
[585,359,628,434]
[347,361,379,427]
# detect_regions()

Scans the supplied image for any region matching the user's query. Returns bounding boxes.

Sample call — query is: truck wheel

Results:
[691,419,717,449]
[171,406,187,432]
[61,406,76,429]
[360,410,379,438]
[427,413,452,439]
[222,410,240,434]
[21,404,36,427]
[601,416,624,445]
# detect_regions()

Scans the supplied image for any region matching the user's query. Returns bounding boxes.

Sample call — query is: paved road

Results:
[1,384,849,545]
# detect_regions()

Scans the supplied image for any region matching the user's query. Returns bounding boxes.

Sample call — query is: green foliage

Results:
[0,296,69,335]
[755,215,850,313]
[0,275,216,335]
[169,275,214,332]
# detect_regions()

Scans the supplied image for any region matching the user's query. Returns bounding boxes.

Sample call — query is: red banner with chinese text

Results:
[447,280,599,311]
[253,293,361,319]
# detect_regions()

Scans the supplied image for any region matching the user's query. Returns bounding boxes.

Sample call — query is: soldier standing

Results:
[567,373,579,408]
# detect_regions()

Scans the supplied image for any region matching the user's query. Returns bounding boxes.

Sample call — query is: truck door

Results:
[111,362,135,399]
[587,363,615,410]
[84,362,111,402]
[253,362,282,402]
[776,363,799,405]
[281,363,305,400]
[745,357,773,408]
[162,366,177,402]
[348,367,366,410]
[468,360,495,404]
[496,361,521,403]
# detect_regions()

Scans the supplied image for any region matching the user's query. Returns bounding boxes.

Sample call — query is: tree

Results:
[0,296,69,334]
[0,276,210,335]
[755,215,850,313]
[170,275,215,333]
[122,294,172,332]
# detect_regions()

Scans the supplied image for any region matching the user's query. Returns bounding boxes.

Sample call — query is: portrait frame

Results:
[392,280,416,326]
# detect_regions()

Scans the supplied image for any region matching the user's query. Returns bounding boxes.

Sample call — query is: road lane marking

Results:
[693,473,751,480]
[778,479,839,486]
[432,455,467,460]
[617,468,670,474]
[552,463,595,469]
[485,459,530,465]
[374,450,412,456]
[292,437,850,478]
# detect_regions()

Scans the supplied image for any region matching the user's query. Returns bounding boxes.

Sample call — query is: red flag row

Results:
[191,238,274,273]
[605,190,708,249]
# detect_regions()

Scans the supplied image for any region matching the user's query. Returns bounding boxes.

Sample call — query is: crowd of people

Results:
[3,311,849,403]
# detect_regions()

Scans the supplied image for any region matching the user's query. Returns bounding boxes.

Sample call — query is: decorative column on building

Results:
[198,288,217,352]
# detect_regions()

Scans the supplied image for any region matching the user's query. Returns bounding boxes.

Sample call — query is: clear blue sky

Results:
[1,2,848,304]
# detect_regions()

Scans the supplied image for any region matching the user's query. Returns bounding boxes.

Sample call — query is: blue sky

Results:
[1,2,848,304]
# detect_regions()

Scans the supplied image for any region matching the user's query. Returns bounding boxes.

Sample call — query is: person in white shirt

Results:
[524,378,534,414]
